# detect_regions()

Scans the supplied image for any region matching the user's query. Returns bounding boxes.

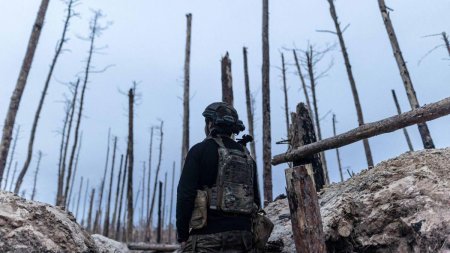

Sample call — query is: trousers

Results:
[180,230,254,253]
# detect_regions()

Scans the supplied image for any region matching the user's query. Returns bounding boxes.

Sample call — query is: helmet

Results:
[202,102,245,134]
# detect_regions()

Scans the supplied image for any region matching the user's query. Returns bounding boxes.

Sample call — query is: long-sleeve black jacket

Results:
[176,136,260,242]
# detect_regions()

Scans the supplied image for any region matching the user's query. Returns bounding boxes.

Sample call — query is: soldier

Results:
[176,102,261,252]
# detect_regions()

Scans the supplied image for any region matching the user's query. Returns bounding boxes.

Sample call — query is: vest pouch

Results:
[189,190,208,229]
[252,212,274,250]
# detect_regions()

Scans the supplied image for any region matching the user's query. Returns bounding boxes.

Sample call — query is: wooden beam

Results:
[273,96,450,165]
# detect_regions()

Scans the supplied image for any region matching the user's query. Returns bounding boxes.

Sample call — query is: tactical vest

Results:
[208,137,255,215]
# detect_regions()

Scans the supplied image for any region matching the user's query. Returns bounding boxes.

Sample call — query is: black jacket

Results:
[176,136,260,242]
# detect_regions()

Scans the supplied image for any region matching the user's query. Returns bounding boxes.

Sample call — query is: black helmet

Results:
[202,102,245,134]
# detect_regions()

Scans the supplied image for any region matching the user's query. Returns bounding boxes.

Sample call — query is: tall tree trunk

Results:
[391,90,414,151]
[162,172,167,241]
[103,136,117,237]
[442,32,450,58]
[3,125,20,191]
[94,128,111,233]
[116,150,129,241]
[30,151,42,200]
[332,115,344,182]
[0,0,50,183]
[87,188,96,232]
[306,47,330,185]
[378,0,434,149]
[146,127,153,235]
[57,80,79,206]
[157,181,163,244]
[293,50,313,113]
[242,47,257,160]
[168,161,175,243]
[75,176,84,218]
[15,0,75,194]
[126,87,136,242]
[63,11,102,206]
[81,178,89,225]
[181,13,192,169]
[111,154,124,238]
[9,162,18,192]
[262,0,273,205]
[67,132,83,209]
[327,0,374,168]
[140,162,146,227]
[281,53,290,138]
[146,121,164,240]
[221,52,234,106]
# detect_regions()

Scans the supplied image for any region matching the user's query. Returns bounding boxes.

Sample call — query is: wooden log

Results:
[273,96,450,165]
[285,166,326,253]
[127,243,179,251]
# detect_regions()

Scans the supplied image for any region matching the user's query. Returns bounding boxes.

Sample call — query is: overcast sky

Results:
[0,0,449,222]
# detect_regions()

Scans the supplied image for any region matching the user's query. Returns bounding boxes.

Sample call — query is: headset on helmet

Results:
[202,102,245,134]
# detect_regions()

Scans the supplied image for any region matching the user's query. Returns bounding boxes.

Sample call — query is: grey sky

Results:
[1,0,449,221]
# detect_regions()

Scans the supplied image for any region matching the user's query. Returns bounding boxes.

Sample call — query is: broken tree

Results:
[221,52,234,105]
[181,13,192,169]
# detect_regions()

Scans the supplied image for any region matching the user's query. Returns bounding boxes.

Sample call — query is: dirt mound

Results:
[0,191,98,252]
[266,148,450,253]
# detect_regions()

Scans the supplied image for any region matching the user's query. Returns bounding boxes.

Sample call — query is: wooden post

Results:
[285,166,326,252]
[221,52,234,106]
[391,90,414,151]
[378,0,435,149]
[289,103,325,191]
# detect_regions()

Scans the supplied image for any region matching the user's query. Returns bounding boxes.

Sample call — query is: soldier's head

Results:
[202,102,245,137]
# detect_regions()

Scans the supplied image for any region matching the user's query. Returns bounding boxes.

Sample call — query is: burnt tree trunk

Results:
[157,181,163,244]
[30,151,42,200]
[63,12,101,206]
[293,50,313,113]
[332,114,344,182]
[168,161,175,243]
[391,90,414,151]
[262,0,273,205]
[272,96,450,165]
[181,13,192,169]
[140,162,146,227]
[126,87,136,242]
[0,0,50,183]
[94,129,111,234]
[242,47,257,160]
[327,0,374,168]
[3,125,20,191]
[87,188,96,232]
[67,132,83,209]
[378,0,434,149]
[162,172,168,241]
[281,53,290,138]
[306,48,330,185]
[15,0,75,194]
[285,166,326,252]
[103,136,117,237]
[442,32,450,58]
[8,162,18,192]
[146,121,164,241]
[57,80,79,206]
[111,154,124,238]
[221,52,234,106]
[81,178,89,225]
[116,150,129,241]
[146,127,153,230]
[75,176,84,218]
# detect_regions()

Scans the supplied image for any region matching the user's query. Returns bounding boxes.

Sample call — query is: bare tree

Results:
[126,86,136,241]
[81,178,89,225]
[103,136,117,237]
[157,181,163,243]
[30,151,43,200]
[305,46,330,184]
[242,47,257,159]
[181,13,192,169]
[146,127,154,232]
[391,90,414,151]
[75,176,84,218]
[326,0,374,168]
[111,154,124,238]
[162,172,168,241]
[332,115,344,182]
[281,53,290,138]
[67,132,83,209]
[378,0,434,149]
[168,161,175,243]
[221,52,234,105]
[3,125,20,191]
[146,121,164,240]
[140,162,146,227]
[93,128,111,233]
[63,11,105,205]
[293,50,313,113]
[116,150,129,241]
[57,80,80,206]
[0,0,50,183]
[8,162,18,192]
[15,0,77,194]
[87,188,96,232]
[443,32,450,57]
[262,0,273,205]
